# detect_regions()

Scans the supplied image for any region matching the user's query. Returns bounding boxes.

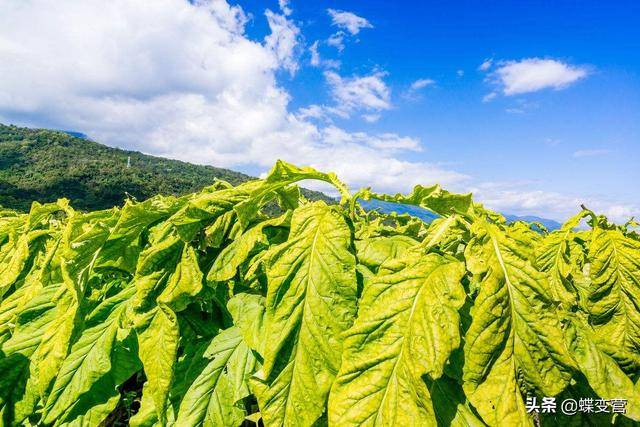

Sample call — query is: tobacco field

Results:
[0,160,639,426]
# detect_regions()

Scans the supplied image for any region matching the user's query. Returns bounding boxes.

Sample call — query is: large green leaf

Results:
[176,326,257,426]
[227,293,266,356]
[135,306,180,424]
[94,196,182,274]
[462,219,573,426]
[251,202,357,426]
[355,235,418,271]
[535,211,588,306]
[34,209,120,396]
[130,221,185,423]
[157,244,204,313]
[56,331,141,426]
[207,213,290,283]
[130,336,211,427]
[564,314,640,421]
[585,226,640,369]
[234,161,350,228]
[43,287,135,423]
[0,284,59,425]
[329,252,466,425]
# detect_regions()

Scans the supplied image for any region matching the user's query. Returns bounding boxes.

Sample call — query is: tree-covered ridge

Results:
[0,160,638,426]
[0,124,330,212]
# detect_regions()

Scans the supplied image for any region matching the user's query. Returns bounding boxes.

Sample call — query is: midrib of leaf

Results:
[180,337,239,424]
[372,266,424,425]
[282,209,327,420]
[486,225,530,395]
[422,215,457,250]
[43,305,121,422]
[603,234,638,348]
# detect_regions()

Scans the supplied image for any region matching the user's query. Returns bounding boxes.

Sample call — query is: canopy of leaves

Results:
[0,159,638,426]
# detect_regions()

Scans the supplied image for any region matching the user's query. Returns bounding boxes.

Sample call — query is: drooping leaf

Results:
[355,235,418,271]
[57,331,142,426]
[358,184,473,217]
[252,202,357,426]
[43,287,134,423]
[94,196,182,274]
[234,160,350,228]
[329,252,466,425]
[176,326,257,426]
[157,244,204,313]
[227,293,266,356]
[536,211,588,306]
[207,212,290,283]
[564,314,640,421]
[585,226,640,369]
[462,219,574,426]
[135,306,180,424]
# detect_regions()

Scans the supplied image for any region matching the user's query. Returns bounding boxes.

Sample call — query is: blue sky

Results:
[245,0,640,207]
[0,0,637,220]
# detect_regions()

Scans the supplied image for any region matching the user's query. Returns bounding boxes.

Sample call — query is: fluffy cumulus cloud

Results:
[324,70,391,117]
[0,0,465,195]
[489,58,588,95]
[264,9,301,74]
[327,9,373,35]
[278,0,292,16]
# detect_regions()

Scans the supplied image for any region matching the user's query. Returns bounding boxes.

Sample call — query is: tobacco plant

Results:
[0,161,638,426]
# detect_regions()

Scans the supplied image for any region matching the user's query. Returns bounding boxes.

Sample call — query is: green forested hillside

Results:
[0,124,328,211]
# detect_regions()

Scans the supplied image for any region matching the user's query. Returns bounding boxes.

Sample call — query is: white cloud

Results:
[457,69,464,77]
[326,31,346,51]
[296,104,326,121]
[573,149,611,158]
[361,113,381,123]
[0,0,632,222]
[309,41,320,66]
[327,9,372,35]
[470,182,638,223]
[490,58,588,95]
[278,0,292,16]
[410,78,436,91]
[264,10,301,74]
[482,92,497,103]
[324,70,391,115]
[402,78,436,101]
[0,0,460,196]
[478,58,493,71]
[602,205,638,223]
[323,126,421,152]
[308,40,339,69]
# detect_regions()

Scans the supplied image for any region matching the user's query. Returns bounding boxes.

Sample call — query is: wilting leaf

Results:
[462,219,573,426]
[176,326,257,426]
[252,202,357,426]
[329,252,465,425]
[585,226,640,369]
